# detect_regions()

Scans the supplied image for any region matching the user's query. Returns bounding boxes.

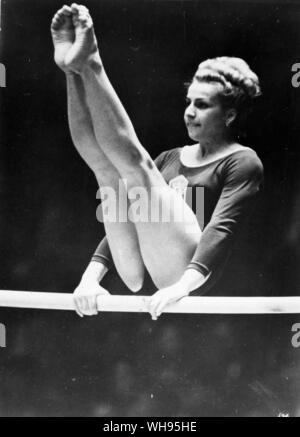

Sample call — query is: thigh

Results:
[126,170,202,289]
[96,169,145,292]
[97,148,201,291]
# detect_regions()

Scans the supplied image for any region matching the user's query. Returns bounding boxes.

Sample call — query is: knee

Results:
[118,262,145,293]
[125,272,144,293]
[151,275,174,290]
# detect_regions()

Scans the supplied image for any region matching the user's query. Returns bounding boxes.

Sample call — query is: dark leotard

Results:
[92,146,264,292]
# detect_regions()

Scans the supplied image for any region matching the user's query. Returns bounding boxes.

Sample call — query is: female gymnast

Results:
[51,4,264,320]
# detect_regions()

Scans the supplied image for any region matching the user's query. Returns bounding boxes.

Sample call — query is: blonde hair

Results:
[191,56,261,133]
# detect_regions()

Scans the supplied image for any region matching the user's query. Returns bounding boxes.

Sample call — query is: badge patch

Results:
[169,175,189,201]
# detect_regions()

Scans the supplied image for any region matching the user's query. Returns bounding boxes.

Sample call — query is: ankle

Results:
[80,53,103,75]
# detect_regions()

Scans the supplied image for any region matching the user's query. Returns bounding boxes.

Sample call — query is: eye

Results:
[195,101,209,109]
[185,98,191,106]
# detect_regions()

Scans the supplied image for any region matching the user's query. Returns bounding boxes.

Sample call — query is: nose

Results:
[185,103,196,119]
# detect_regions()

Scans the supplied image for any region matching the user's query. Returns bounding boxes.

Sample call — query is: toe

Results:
[56,8,66,17]
[71,3,79,13]
[78,5,89,14]
[53,13,62,23]
[62,5,72,15]
[53,10,65,23]
[51,15,62,29]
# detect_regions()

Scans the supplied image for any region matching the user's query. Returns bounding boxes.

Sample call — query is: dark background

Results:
[0,0,300,417]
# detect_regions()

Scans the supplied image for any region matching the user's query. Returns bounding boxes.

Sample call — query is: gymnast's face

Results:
[184,81,230,144]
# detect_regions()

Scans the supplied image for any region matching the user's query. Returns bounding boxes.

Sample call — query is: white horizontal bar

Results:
[0,290,300,314]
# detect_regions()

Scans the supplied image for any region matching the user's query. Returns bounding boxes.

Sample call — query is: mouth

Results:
[186,122,201,128]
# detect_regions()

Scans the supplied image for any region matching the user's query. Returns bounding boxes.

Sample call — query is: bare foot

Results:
[51,5,75,72]
[65,4,101,73]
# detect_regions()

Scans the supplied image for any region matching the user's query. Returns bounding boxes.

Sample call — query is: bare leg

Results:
[52,5,202,289]
[51,6,145,291]
[66,5,202,288]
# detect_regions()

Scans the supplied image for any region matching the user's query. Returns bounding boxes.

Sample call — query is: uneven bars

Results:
[0,290,300,314]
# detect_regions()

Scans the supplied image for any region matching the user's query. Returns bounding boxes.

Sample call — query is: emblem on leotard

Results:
[169,175,189,201]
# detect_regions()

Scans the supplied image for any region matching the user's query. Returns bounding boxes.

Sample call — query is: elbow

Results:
[208,218,236,236]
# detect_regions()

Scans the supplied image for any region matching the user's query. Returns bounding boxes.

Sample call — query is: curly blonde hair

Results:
[191,56,261,133]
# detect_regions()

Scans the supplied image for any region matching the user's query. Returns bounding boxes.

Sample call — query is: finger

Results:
[79,296,97,316]
[148,300,154,314]
[148,295,159,310]
[156,300,168,318]
[149,307,157,320]
[81,297,91,315]
[150,306,158,321]
[76,308,84,318]
[87,296,98,316]
[148,298,156,316]
[73,298,84,318]
[92,295,99,315]
[150,301,160,320]
[75,296,88,315]
[152,297,167,320]
[85,297,92,313]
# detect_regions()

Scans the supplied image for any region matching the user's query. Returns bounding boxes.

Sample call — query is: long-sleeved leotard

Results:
[91,146,264,291]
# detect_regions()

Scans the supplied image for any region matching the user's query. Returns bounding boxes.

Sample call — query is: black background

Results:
[0,0,300,417]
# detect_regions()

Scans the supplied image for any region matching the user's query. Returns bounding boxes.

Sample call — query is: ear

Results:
[225,108,237,127]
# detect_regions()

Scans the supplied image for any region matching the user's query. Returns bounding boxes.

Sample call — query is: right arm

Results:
[73,257,110,318]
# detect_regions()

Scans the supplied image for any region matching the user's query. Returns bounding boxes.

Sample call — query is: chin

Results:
[186,127,201,142]
[187,133,200,142]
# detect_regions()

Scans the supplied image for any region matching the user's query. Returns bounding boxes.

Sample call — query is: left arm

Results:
[149,151,264,319]
[149,269,208,320]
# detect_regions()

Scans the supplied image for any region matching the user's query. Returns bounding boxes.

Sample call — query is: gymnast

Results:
[51,4,264,320]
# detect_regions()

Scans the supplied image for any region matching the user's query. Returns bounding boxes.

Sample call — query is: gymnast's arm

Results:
[73,261,110,317]
[149,152,264,318]
[182,152,264,293]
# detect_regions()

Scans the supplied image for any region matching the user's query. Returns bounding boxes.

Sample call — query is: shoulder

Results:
[222,147,264,181]
[154,147,182,169]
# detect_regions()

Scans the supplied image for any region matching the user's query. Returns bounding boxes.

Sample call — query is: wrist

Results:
[176,277,191,295]
[81,261,108,283]
[177,269,207,293]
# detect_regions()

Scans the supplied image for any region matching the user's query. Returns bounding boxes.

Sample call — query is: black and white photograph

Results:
[0,0,300,418]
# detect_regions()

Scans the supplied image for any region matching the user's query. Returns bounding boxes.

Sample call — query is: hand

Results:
[73,278,110,317]
[148,281,190,321]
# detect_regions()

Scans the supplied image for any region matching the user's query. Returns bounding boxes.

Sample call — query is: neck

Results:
[197,133,235,158]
